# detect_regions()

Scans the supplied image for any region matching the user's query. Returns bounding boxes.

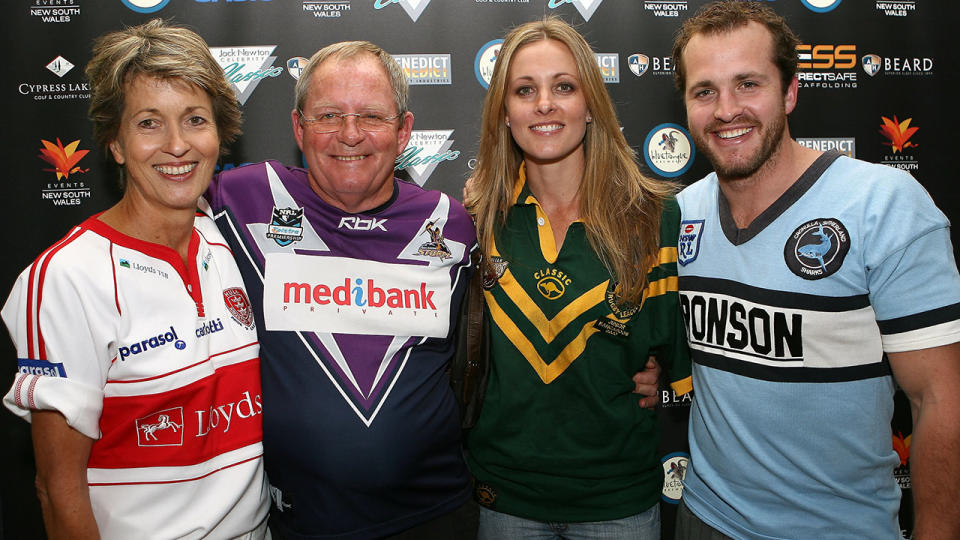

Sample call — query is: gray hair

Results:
[293,41,409,116]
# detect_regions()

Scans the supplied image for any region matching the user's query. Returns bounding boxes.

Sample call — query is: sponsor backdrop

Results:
[2,0,954,537]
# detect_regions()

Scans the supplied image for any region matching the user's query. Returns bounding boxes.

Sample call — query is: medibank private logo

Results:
[284,278,437,310]
[263,253,452,338]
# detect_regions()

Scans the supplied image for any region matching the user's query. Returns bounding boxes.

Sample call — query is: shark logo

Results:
[784,218,850,280]
[547,0,605,21]
[210,46,284,105]
[395,130,459,187]
[373,0,432,22]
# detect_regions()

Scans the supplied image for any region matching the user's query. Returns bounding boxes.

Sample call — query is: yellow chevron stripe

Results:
[486,291,600,384]
[493,272,609,342]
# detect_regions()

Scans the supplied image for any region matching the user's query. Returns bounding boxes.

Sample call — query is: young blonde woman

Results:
[464,17,692,539]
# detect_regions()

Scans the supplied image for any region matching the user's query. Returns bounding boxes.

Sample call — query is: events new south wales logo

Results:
[210,46,283,105]
[38,138,92,207]
[879,115,919,173]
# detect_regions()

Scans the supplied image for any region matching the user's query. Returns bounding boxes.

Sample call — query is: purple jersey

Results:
[205,161,476,539]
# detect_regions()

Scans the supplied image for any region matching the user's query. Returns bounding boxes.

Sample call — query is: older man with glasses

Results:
[204,41,479,540]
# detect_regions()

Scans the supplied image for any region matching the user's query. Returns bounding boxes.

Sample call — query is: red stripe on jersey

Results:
[13,374,26,408]
[109,243,121,316]
[26,227,84,360]
[27,375,40,409]
[88,453,261,487]
[105,342,258,385]
[196,227,233,255]
[89,359,262,470]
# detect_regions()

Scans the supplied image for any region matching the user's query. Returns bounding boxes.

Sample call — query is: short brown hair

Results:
[85,19,241,156]
[672,1,800,93]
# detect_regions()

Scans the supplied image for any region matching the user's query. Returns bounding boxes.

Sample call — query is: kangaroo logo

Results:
[784,218,850,280]
[537,277,565,299]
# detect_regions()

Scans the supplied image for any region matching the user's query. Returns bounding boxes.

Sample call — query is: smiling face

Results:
[504,39,590,168]
[292,53,413,213]
[109,75,220,216]
[681,22,797,182]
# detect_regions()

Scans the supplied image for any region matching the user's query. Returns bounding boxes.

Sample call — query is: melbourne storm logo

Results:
[416,219,451,260]
[784,218,850,280]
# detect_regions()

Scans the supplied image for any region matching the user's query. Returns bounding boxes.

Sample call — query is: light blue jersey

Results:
[677,151,960,539]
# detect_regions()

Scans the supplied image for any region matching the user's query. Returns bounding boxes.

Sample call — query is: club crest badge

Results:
[416,219,452,260]
[862,54,881,77]
[784,218,850,280]
[482,256,509,290]
[266,206,305,247]
[223,287,256,329]
[605,281,639,319]
[678,220,704,266]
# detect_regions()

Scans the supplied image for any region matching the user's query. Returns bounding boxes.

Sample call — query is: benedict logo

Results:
[661,452,690,503]
[594,53,619,83]
[302,1,350,18]
[879,115,919,173]
[801,0,842,12]
[373,0,431,22]
[396,130,460,186]
[210,46,283,105]
[784,218,850,280]
[286,57,308,79]
[30,0,80,22]
[17,358,67,378]
[121,0,169,13]
[797,137,856,158]
[628,54,649,77]
[643,1,687,17]
[644,123,695,178]
[474,39,503,89]
[797,44,858,89]
[119,327,185,361]
[547,0,605,21]
[394,54,451,85]
[876,1,915,16]
[534,268,571,300]
[136,407,184,446]
[283,278,438,310]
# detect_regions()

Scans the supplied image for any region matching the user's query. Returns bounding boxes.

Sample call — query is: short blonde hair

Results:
[85,19,241,156]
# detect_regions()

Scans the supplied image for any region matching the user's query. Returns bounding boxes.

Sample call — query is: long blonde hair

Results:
[466,16,673,304]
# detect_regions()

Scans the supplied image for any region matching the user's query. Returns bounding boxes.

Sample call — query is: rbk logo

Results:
[373,0,432,22]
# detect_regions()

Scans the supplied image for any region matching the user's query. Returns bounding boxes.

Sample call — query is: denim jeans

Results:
[478,503,660,540]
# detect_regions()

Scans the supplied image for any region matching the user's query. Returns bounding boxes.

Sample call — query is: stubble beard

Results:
[694,111,787,182]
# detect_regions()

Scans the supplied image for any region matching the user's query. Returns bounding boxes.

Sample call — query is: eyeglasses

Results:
[297,110,402,133]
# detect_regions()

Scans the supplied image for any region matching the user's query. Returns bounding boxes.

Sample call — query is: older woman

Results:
[2,20,269,539]
[464,17,692,539]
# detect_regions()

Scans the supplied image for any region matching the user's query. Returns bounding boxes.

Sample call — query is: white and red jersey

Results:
[3,212,269,539]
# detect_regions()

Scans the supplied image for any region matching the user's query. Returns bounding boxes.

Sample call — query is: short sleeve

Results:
[2,238,115,439]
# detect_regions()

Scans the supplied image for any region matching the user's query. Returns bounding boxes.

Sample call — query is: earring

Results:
[586,115,592,123]
[506,119,511,127]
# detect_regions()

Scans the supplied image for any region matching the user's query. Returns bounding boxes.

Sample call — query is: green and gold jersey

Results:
[467,166,691,522]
